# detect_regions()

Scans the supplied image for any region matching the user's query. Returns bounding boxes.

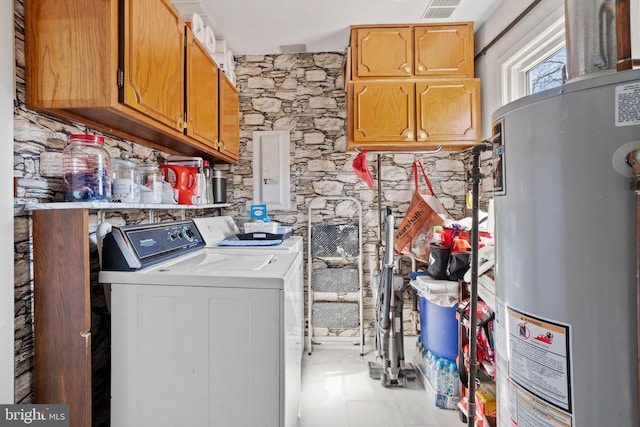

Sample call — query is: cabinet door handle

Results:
[417,65,425,72]
[418,131,427,141]
[405,131,414,140]
[405,66,411,73]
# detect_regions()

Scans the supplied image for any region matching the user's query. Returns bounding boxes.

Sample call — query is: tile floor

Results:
[299,337,464,427]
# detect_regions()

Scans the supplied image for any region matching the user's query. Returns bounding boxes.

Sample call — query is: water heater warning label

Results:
[615,83,640,126]
[506,308,572,413]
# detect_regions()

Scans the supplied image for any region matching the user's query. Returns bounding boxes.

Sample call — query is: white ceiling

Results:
[171,0,504,55]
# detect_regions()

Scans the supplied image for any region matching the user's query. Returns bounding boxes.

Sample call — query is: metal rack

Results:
[307,196,363,355]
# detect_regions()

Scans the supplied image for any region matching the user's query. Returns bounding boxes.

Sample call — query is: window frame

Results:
[501,16,566,104]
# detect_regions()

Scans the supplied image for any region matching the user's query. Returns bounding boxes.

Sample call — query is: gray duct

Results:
[564,0,617,80]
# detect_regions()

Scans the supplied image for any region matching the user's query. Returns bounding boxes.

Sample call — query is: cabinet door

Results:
[414,24,474,78]
[25,0,119,109]
[416,79,480,147]
[218,72,240,163]
[121,0,184,132]
[185,30,220,149]
[353,27,413,78]
[349,81,415,147]
[33,209,91,427]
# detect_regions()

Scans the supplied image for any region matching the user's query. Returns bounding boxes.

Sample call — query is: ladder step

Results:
[312,302,359,328]
[311,225,359,257]
[312,268,359,292]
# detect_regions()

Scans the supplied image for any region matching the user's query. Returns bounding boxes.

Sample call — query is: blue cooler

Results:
[424,295,458,361]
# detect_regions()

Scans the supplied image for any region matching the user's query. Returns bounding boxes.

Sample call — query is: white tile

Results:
[300,335,464,427]
[301,374,347,405]
[300,400,350,427]
[396,398,461,427]
[347,400,406,427]
[343,364,397,401]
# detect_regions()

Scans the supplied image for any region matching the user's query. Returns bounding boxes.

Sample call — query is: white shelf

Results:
[20,201,231,211]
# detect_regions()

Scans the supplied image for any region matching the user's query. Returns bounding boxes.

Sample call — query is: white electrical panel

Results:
[253,131,291,210]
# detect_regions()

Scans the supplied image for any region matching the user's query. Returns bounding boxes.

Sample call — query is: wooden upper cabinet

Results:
[25,0,119,108]
[25,0,229,160]
[348,79,480,151]
[185,29,219,149]
[350,23,474,79]
[348,81,415,148]
[414,23,474,77]
[416,79,480,147]
[218,72,240,163]
[352,27,413,78]
[346,22,480,152]
[121,0,185,131]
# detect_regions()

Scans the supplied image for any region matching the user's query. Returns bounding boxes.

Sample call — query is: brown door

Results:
[218,72,240,162]
[121,0,184,131]
[354,27,413,77]
[414,24,474,78]
[185,30,219,148]
[416,79,480,146]
[350,81,415,144]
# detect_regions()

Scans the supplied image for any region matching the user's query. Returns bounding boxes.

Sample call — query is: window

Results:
[501,16,566,103]
[526,47,566,94]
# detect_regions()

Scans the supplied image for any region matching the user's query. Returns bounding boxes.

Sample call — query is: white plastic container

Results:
[137,163,163,204]
[111,158,140,203]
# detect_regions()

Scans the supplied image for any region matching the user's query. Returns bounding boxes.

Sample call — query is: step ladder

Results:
[307,196,363,356]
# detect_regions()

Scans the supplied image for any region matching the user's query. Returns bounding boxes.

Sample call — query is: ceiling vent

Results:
[421,0,460,20]
[279,44,307,53]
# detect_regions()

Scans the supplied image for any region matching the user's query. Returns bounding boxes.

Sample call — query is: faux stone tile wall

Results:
[226,52,494,342]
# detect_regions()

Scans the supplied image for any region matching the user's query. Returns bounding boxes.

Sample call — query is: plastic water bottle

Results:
[428,354,439,387]
[422,349,432,379]
[436,359,447,394]
[447,361,459,397]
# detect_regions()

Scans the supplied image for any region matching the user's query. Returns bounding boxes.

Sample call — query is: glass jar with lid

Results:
[137,162,164,204]
[62,134,111,202]
[111,158,140,203]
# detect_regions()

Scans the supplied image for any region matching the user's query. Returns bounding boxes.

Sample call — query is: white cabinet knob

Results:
[405,66,411,73]
[418,131,427,140]
[405,131,414,140]
[417,65,425,72]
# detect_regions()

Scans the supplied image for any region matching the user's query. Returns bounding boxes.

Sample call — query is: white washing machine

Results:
[193,216,304,424]
[99,219,302,427]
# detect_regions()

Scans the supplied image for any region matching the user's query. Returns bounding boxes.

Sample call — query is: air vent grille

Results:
[431,0,460,6]
[421,0,460,20]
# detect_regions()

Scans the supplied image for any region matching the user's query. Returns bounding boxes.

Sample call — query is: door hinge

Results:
[117,68,124,89]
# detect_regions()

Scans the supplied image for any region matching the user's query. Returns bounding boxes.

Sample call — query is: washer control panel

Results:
[102,219,206,271]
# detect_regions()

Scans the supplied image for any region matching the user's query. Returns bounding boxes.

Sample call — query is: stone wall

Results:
[227,52,494,341]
